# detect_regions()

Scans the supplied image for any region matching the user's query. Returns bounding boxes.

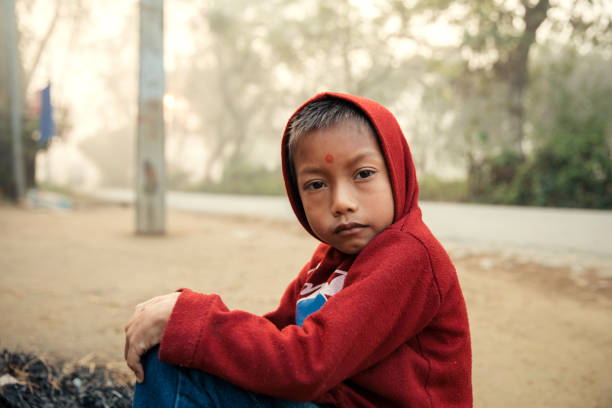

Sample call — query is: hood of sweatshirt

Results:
[281,91,421,241]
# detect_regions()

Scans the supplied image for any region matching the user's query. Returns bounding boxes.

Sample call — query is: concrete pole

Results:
[136,0,165,234]
[4,0,26,202]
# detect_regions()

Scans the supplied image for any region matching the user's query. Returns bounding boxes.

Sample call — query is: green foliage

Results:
[195,162,285,196]
[468,127,612,209]
[513,84,612,208]
[0,113,39,200]
[502,135,611,209]
[467,149,524,204]
[418,175,468,202]
[36,182,74,197]
[466,50,612,209]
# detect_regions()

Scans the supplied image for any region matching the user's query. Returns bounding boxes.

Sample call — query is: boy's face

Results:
[293,120,394,254]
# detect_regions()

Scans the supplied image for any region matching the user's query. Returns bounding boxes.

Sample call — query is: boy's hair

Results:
[287,97,374,160]
[286,97,376,186]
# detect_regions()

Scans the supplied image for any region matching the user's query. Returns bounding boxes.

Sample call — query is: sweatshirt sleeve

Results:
[159,231,441,401]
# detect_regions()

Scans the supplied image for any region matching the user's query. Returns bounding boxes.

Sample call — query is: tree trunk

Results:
[495,0,550,159]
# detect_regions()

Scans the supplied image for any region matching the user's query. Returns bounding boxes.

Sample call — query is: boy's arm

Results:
[159,232,441,401]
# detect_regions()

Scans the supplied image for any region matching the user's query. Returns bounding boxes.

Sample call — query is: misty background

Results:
[1,0,611,208]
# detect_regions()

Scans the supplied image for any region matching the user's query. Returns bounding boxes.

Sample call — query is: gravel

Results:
[0,349,133,407]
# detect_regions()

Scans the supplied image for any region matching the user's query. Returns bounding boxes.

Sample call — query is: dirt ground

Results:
[1,203,611,407]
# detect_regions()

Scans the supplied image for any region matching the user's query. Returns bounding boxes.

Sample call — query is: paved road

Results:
[92,189,612,269]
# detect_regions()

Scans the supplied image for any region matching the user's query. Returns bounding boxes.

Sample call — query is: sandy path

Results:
[1,205,610,407]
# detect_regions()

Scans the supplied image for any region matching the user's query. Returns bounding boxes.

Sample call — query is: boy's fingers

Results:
[124,320,137,361]
[123,292,178,382]
[126,345,145,383]
[128,358,144,383]
[135,362,144,383]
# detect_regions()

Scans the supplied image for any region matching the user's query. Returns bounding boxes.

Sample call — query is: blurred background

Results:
[1,0,610,207]
[2,2,612,407]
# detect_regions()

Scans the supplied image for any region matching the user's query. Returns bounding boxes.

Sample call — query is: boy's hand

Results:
[124,292,180,383]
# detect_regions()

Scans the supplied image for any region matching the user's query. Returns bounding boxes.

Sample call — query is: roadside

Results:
[89,188,612,273]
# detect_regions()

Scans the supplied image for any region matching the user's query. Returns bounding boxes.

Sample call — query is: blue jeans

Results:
[133,347,328,408]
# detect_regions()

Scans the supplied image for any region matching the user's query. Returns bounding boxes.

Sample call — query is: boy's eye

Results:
[355,169,375,180]
[305,181,325,190]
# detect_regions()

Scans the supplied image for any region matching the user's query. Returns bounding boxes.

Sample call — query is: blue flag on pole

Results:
[39,83,56,146]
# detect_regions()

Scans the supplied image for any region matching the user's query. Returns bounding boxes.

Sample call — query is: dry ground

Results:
[0,204,611,407]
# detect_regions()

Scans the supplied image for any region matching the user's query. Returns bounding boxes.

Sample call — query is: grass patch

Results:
[418,175,468,202]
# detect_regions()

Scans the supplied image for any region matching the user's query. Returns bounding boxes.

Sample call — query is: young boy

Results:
[125,92,472,407]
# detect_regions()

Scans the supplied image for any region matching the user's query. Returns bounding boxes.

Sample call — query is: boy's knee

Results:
[139,346,179,385]
[140,346,161,372]
[133,347,184,407]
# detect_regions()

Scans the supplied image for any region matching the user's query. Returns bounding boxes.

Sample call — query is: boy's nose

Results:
[331,184,357,216]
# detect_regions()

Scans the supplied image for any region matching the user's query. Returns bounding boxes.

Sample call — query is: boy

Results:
[125,92,472,407]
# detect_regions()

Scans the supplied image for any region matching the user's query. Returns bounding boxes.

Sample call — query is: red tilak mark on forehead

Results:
[325,154,334,163]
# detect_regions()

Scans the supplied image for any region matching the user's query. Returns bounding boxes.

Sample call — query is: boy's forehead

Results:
[297,119,378,150]
[292,121,389,171]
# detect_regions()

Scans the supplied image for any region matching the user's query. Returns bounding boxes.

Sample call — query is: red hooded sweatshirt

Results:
[159,92,472,407]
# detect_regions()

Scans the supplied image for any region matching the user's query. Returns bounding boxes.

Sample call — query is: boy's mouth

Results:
[333,222,367,235]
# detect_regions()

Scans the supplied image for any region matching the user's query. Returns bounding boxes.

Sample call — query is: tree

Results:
[172,0,282,182]
[174,0,428,185]
[465,0,551,159]
[1,0,36,199]
[514,48,612,208]
[1,0,88,199]
[409,0,611,204]
[414,0,610,154]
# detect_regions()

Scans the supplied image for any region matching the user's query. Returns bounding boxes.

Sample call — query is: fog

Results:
[5,0,612,208]
[16,1,469,190]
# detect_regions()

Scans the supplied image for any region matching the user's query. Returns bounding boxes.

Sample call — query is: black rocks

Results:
[0,350,133,408]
